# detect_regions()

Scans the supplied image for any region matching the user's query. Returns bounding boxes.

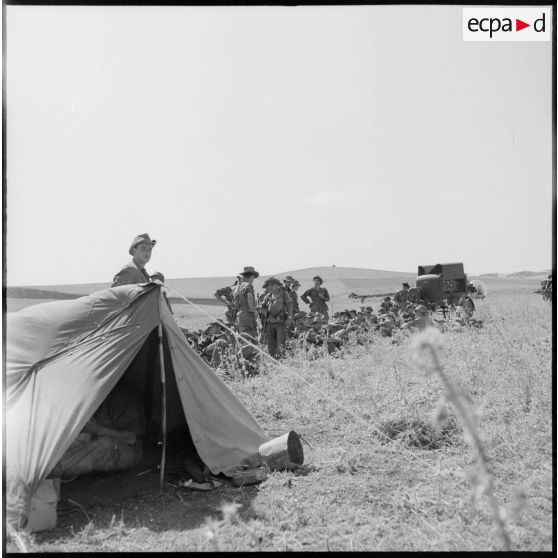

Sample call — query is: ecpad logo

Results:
[463,8,551,41]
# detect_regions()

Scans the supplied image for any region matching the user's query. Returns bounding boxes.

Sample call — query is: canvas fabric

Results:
[6,284,268,529]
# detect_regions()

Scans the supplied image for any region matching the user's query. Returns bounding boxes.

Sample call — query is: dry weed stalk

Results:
[411,327,511,551]
[202,501,263,551]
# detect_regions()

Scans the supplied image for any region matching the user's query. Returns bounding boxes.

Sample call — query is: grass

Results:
[5,280,553,552]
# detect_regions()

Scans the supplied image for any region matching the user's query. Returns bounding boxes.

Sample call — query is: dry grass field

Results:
[6,274,553,552]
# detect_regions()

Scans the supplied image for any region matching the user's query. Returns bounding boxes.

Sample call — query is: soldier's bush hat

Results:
[312,275,324,284]
[415,304,429,314]
[129,233,156,255]
[348,310,358,317]
[402,282,410,288]
[284,276,295,284]
[239,266,259,278]
[265,277,282,287]
[292,280,301,287]
[312,315,324,324]
[365,306,373,312]
[313,312,325,321]
[383,296,391,302]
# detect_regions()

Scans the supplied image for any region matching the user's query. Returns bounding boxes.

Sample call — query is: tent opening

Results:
[50,326,206,484]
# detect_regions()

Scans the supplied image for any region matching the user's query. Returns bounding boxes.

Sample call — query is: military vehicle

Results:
[416,263,469,307]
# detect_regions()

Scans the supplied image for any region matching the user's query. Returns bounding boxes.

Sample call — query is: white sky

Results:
[5,5,554,286]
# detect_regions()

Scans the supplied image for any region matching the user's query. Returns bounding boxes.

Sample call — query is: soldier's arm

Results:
[214,287,230,305]
[323,288,330,302]
[300,290,311,305]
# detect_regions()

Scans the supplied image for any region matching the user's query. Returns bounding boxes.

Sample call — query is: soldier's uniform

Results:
[232,267,260,339]
[262,279,293,359]
[402,305,435,331]
[393,283,410,311]
[304,317,342,354]
[380,297,393,313]
[378,314,398,337]
[112,233,157,287]
[301,276,330,322]
[293,311,309,337]
[406,287,423,305]
[112,260,151,287]
[456,294,475,324]
[214,284,238,324]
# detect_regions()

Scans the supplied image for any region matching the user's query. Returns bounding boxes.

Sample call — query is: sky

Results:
[5,5,554,286]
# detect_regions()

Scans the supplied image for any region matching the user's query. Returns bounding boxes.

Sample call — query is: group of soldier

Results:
[178,270,481,374]
[111,235,480,377]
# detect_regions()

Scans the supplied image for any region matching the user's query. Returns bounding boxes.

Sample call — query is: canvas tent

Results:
[6,283,269,530]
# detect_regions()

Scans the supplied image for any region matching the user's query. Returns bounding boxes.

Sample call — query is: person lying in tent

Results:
[49,387,144,480]
[112,233,165,287]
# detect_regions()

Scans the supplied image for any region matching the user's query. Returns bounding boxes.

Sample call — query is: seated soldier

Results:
[380,297,393,313]
[401,305,435,331]
[293,311,309,337]
[236,333,260,376]
[198,320,231,367]
[377,313,398,337]
[304,315,342,355]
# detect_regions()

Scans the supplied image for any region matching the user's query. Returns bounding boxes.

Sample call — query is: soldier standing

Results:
[301,276,331,322]
[283,277,301,315]
[231,266,260,339]
[261,277,293,359]
[112,233,157,287]
[214,276,242,325]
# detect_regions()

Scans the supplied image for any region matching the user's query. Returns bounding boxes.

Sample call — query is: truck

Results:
[416,262,469,308]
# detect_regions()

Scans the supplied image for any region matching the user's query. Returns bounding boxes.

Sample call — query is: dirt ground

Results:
[36,462,259,543]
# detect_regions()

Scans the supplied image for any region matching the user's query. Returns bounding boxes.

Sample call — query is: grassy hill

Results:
[7,266,545,316]
[8,266,415,300]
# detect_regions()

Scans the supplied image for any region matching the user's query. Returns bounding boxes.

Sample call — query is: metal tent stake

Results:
[158,323,167,492]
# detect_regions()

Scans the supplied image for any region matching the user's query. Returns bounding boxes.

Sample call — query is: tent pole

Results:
[158,323,167,492]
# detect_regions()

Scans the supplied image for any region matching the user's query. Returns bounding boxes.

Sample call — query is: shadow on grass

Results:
[35,466,260,543]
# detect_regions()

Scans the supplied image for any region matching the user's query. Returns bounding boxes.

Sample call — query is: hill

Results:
[8,266,546,307]
[9,266,416,301]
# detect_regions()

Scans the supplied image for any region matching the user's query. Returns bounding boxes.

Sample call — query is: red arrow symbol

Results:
[516,19,530,31]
